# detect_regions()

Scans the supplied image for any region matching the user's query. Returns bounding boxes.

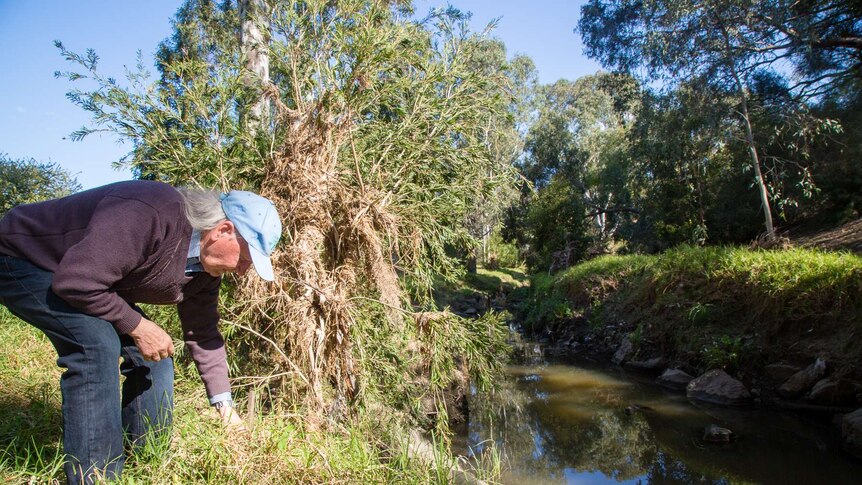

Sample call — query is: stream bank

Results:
[518,245,862,459]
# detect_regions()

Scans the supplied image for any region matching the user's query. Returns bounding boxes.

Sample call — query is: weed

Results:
[701,336,744,373]
[629,324,645,349]
[687,303,714,325]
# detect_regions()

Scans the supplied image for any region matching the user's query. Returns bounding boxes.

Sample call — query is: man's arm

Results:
[177,275,244,429]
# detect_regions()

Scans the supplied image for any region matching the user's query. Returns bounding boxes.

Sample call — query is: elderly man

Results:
[0,180,281,484]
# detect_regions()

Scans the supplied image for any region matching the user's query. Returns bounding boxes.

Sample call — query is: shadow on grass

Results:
[465,272,504,293]
[496,267,527,283]
[0,390,63,473]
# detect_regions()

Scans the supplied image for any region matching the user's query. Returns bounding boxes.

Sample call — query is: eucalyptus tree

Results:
[0,154,81,215]
[578,0,853,240]
[518,72,639,268]
[746,1,862,100]
[461,37,536,267]
[57,0,513,419]
[239,0,271,131]
[626,85,754,250]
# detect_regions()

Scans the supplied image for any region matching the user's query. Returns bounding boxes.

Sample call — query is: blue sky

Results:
[0,1,600,189]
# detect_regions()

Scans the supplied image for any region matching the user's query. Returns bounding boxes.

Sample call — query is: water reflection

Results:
[460,357,862,484]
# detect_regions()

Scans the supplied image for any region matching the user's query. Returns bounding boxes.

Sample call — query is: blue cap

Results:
[220,191,282,281]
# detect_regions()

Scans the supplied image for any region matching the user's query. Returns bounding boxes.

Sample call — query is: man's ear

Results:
[214,220,236,239]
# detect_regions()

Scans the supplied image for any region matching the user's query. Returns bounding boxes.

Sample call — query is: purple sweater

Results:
[0,180,230,399]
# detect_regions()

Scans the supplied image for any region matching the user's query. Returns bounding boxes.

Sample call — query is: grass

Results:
[0,311,64,482]
[524,245,862,378]
[0,306,493,484]
[432,265,529,312]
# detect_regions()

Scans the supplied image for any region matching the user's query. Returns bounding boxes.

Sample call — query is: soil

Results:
[784,217,862,253]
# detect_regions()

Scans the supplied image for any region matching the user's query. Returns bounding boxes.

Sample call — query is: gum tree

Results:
[579,0,854,240]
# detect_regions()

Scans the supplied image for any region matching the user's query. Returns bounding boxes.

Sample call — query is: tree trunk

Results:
[736,88,775,239]
[466,253,477,274]
[714,14,775,240]
[481,222,489,264]
[239,0,270,133]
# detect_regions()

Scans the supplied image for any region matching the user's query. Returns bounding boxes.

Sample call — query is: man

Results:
[0,180,281,483]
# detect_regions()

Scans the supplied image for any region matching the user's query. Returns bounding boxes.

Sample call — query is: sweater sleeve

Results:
[51,195,162,335]
[177,275,231,399]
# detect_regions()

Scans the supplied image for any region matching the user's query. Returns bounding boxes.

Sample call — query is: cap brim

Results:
[248,244,275,281]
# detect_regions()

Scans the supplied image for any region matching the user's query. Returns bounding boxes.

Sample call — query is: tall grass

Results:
[525,245,862,375]
[0,306,495,483]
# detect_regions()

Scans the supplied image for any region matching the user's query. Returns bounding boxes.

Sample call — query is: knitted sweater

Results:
[0,180,229,398]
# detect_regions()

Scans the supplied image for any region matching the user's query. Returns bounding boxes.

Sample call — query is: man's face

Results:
[199,220,253,278]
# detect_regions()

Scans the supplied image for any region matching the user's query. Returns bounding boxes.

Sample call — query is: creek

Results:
[455,345,862,485]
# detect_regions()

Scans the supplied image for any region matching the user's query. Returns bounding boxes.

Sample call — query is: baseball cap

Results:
[220,190,282,281]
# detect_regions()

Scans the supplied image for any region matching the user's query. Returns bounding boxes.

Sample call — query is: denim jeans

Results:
[0,255,174,484]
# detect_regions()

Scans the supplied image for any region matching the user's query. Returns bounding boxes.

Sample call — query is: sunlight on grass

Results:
[0,307,482,484]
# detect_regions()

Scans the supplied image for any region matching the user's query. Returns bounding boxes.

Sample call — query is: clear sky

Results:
[0,1,600,190]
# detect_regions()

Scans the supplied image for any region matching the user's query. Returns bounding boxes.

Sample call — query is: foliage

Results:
[701,335,744,373]
[462,39,535,266]
[0,154,81,215]
[56,5,518,465]
[507,72,640,271]
[579,0,862,99]
[524,175,590,272]
[500,1,862,257]
[623,84,762,250]
[578,0,856,239]
[811,87,862,216]
[524,245,862,376]
[0,307,501,483]
[486,228,521,269]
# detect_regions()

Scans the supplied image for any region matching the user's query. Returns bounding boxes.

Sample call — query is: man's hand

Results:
[129,317,175,361]
[217,402,249,433]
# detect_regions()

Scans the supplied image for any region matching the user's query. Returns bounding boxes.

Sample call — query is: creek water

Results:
[456,348,862,485]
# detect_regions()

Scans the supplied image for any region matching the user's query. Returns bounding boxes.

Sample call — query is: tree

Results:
[461,37,537,268]
[578,0,852,240]
[748,1,862,100]
[239,0,271,132]
[57,0,512,421]
[515,72,640,267]
[524,175,590,272]
[0,154,81,215]
[625,84,763,250]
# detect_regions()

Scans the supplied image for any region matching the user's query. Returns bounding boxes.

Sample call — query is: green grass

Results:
[525,245,862,376]
[433,265,529,311]
[0,306,492,484]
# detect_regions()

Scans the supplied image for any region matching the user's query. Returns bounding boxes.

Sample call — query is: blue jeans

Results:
[0,255,174,484]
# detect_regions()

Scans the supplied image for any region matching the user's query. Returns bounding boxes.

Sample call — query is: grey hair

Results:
[176,187,227,231]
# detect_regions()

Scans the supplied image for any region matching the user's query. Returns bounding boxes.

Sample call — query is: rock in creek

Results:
[778,358,827,399]
[624,403,654,415]
[763,363,802,389]
[657,368,695,391]
[612,338,633,365]
[806,378,861,406]
[625,356,667,372]
[687,369,752,406]
[842,409,862,459]
[703,424,735,443]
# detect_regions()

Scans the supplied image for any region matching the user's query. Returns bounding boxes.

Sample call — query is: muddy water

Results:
[458,354,862,484]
